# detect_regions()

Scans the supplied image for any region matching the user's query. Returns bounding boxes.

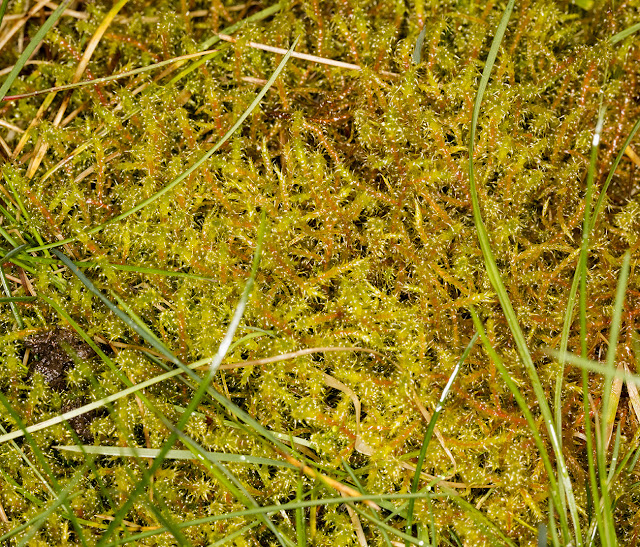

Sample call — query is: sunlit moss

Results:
[0,0,639,544]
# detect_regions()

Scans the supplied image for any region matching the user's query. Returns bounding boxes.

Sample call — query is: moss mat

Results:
[0,0,639,544]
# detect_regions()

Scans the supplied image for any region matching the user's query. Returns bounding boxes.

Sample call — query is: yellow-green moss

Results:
[1,0,639,545]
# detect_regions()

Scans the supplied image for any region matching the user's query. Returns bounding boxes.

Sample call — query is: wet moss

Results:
[0,0,639,544]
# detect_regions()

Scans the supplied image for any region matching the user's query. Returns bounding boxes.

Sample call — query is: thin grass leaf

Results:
[180,3,283,80]
[51,248,179,363]
[626,441,640,474]
[0,263,22,328]
[0,238,38,274]
[546,350,640,387]
[405,332,478,541]
[590,118,640,228]
[0,296,35,303]
[0,0,9,25]
[0,225,20,248]
[340,461,395,546]
[1,182,63,294]
[427,491,437,547]
[55,445,298,468]
[573,106,608,544]
[552,98,639,547]
[469,309,567,534]
[3,49,222,101]
[209,522,260,547]
[103,493,436,547]
[537,523,547,547]
[607,431,640,486]
[436,487,518,547]
[22,300,247,544]
[548,497,560,547]
[1,480,84,546]
[109,290,167,351]
[23,295,293,545]
[610,22,640,44]
[27,255,216,281]
[94,213,288,547]
[350,504,429,546]
[608,424,622,483]
[466,0,582,541]
[412,25,428,64]
[0,242,29,265]
[35,3,282,187]
[602,251,631,432]
[295,477,306,546]
[593,251,630,545]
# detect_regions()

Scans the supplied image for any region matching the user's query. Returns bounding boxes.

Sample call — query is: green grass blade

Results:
[405,332,478,540]
[26,255,216,282]
[439,487,518,547]
[546,351,640,387]
[209,522,260,547]
[199,3,282,50]
[34,3,282,186]
[537,523,547,547]
[625,441,640,474]
[610,23,640,44]
[3,49,222,101]
[466,0,582,541]
[20,299,254,544]
[469,309,567,534]
[0,390,89,546]
[552,113,639,546]
[0,264,23,328]
[103,493,435,546]
[109,290,167,351]
[595,252,630,545]
[350,504,430,546]
[601,252,631,433]
[1,478,84,545]
[548,497,560,546]
[579,107,605,359]
[28,255,293,545]
[296,477,306,547]
[0,296,36,303]
[591,117,640,230]
[172,3,284,84]
[0,243,30,265]
[608,424,622,483]
[574,107,606,543]
[51,248,179,363]
[0,0,9,25]
[412,25,428,64]
[94,212,288,547]
[55,445,298,468]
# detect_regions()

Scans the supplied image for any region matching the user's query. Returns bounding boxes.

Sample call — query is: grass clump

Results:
[0,0,640,545]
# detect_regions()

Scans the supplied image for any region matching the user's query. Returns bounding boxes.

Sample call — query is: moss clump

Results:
[0,0,639,544]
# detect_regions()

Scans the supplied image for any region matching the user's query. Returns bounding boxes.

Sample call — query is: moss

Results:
[0,0,639,544]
